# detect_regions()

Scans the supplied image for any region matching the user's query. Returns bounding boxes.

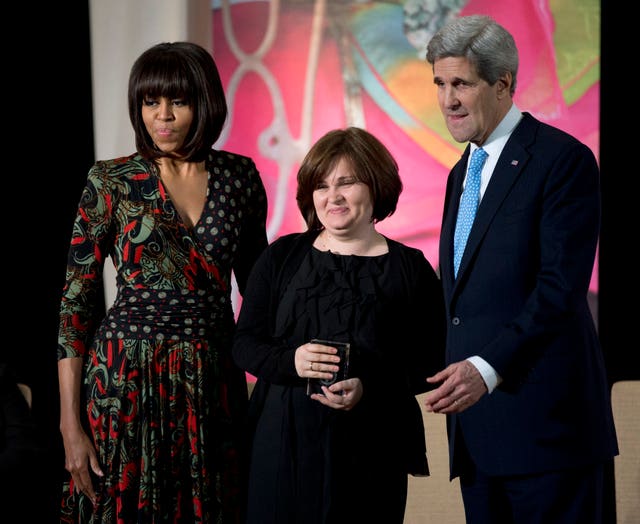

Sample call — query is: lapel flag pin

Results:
[511,160,519,166]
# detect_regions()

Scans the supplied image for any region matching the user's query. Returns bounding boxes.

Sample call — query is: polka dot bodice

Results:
[58,150,267,357]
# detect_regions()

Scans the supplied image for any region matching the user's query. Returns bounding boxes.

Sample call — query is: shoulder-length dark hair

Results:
[128,41,228,162]
[296,127,403,230]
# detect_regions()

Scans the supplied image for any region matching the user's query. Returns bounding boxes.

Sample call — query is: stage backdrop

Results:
[91,0,599,311]
[211,0,600,295]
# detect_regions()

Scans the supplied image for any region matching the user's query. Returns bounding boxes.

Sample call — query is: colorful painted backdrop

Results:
[212,0,599,293]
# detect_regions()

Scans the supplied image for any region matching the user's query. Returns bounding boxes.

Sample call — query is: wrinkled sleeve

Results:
[403,249,446,396]
[232,241,299,384]
[232,158,268,296]
[57,164,115,360]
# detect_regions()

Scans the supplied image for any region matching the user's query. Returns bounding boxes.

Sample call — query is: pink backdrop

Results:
[212,0,599,292]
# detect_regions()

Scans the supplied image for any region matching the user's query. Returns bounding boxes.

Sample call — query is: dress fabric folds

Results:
[58,151,267,523]
[245,246,439,524]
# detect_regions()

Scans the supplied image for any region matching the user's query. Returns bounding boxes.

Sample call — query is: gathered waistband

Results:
[98,287,233,340]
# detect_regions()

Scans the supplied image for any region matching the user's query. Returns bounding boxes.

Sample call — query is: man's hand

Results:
[424,360,487,413]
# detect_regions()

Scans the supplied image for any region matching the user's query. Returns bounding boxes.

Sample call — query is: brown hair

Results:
[296,127,403,230]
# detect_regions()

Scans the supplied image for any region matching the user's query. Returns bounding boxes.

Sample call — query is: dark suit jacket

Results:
[439,112,618,479]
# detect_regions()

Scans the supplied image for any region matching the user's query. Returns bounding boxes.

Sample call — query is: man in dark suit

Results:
[422,14,619,524]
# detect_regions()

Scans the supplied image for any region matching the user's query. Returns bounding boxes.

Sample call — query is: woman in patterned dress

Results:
[57,42,268,523]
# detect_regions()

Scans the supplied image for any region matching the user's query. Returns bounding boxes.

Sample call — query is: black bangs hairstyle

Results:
[128,41,228,163]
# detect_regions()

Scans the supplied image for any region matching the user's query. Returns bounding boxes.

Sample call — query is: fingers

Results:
[304,342,340,378]
[425,392,466,413]
[311,378,363,410]
[65,443,103,506]
[82,477,97,505]
[424,362,468,412]
[424,394,448,412]
[425,364,486,413]
[295,342,341,377]
[425,368,449,383]
[298,358,337,380]
[72,469,98,505]
[308,360,339,377]
[306,342,342,364]
[311,387,352,410]
[444,396,467,413]
[90,456,104,479]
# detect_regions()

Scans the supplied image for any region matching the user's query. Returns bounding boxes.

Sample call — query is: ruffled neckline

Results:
[273,247,389,345]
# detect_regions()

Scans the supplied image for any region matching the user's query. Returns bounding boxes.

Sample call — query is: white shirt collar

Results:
[467,104,523,198]
[471,104,523,158]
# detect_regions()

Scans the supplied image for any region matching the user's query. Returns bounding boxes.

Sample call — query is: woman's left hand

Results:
[311,377,363,411]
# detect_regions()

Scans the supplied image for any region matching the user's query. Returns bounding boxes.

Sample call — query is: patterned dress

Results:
[57,151,268,523]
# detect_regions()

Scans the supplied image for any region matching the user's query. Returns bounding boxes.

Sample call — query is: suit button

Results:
[452,317,460,326]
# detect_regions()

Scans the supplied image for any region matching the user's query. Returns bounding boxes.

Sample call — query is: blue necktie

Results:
[453,147,488,278]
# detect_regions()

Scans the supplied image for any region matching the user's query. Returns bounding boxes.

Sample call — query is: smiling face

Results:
[312,158,374,239]
[141,96,194,156]
[432,56,512,146]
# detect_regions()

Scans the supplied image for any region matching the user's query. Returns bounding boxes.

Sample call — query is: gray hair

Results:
[425,15,518,95]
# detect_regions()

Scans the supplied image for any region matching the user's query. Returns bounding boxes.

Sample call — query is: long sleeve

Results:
[57,166,115,360]
[231,157,269,295]
[399,246,446,395]
[233,239,299,384]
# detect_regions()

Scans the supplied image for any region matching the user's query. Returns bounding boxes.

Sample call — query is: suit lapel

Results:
[447,113,537,294]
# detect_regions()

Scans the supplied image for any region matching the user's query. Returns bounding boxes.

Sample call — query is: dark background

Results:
[6,1,634,522]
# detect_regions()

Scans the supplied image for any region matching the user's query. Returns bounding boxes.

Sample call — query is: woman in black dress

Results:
[233,127,445,523]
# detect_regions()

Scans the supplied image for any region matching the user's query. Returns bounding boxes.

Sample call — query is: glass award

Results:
[306,339,350,395]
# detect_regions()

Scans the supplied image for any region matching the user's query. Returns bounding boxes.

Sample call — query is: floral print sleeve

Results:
[57,161,118,359]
